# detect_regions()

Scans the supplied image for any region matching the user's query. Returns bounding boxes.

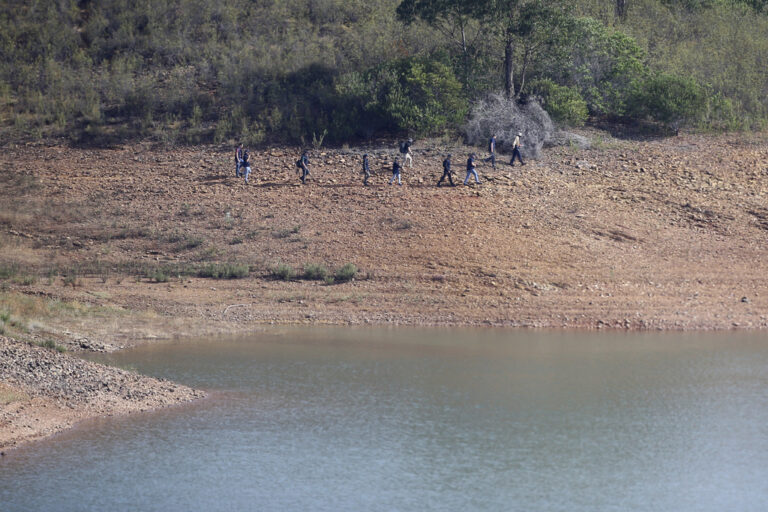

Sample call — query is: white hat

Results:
[517,132,522,136]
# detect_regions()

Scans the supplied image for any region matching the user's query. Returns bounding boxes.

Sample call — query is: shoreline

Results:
[2,130,768,449]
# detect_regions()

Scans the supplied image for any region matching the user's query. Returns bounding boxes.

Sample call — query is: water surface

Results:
[2,328,767,511]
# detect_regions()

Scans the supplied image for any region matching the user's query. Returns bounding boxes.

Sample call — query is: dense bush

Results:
[529,79,589,126]
[629,72,707,130]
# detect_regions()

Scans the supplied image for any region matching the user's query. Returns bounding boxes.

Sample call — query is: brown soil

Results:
[2,130,768,449]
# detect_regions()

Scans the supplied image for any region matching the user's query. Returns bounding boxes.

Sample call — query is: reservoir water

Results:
[2,328,768,511]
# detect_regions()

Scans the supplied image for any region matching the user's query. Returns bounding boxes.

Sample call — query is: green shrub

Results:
[146,269,170,283]
[270,263,295,281]
[530,79,589,126]
[334,263,358,283]
[629,72,707,130]
[302,263,329,281]
[196,263,250,279]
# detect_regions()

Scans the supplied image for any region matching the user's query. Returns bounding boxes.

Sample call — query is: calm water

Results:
[2,328,768,511]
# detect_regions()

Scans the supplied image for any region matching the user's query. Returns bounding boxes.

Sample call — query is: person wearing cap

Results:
[464,153,481,185]
[361,153,371,186]
[389,157,403,185]
[510,132,525,166]
[437,154,455,187]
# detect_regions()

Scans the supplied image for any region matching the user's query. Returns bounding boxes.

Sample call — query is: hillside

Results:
[2,131,767,345]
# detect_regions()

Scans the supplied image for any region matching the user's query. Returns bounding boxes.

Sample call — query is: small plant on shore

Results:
[39,339,67,353]
[146,268,170,283]
[196,263,250,279]
[312,129,328,150]
[302,263,329,281]
[270,263,295,281]
[334,263,358,283]
[12,274,37,286]
[0,263,19,280]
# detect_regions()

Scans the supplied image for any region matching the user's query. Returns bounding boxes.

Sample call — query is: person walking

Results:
[510,132,525,166]
[437,154,455,187]
[484,135,497,170]
[234,142,244,177]
[361,153,371,186]
[389,157,403,185]
[399,139,413,167]
[298,150,310,184]
[241,150,252,184]
[464,153,481,185]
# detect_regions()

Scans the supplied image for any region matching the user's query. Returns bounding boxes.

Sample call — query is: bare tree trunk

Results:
[517,46,535,98]
[615,0,628,21]
[504,38,515,99]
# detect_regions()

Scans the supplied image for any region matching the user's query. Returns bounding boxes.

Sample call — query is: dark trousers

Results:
[300,166,309,183]
[363,170,370,185]
[484,152,496,169]
[510,148,524,166]
[437,171,454,186]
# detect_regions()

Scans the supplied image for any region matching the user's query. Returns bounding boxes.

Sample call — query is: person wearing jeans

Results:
[389,157,403,185]
[464,153,481,185]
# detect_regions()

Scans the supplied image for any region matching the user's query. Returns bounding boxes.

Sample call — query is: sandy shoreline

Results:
[2,130,768,449]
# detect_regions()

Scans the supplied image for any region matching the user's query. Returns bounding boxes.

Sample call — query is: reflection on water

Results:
[2,328,768,511]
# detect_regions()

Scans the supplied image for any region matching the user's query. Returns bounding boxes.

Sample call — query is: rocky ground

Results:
[1,129,768,449]
[0,335,203,452]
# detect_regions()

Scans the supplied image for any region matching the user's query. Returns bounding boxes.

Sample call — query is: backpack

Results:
[399,141,407,154]
[296,158,303,168]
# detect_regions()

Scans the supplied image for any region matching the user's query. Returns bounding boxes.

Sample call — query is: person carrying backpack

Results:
[389,157,403,186]
[437,154,455,187]
[464,153,481,185]
[361,154,371,186]
[510,132,525,166]
[399,139,413,167]
[234,143,244,177]
[297,150,310,184]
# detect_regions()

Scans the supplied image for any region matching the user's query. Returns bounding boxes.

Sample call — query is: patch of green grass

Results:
[0,263,19,280]
[334,263,358,283]
[270,263,295,281]
[196,263,250,279]
[302,263,329,281]
[38,339,67,352]
[146,268,170,283]
[12,274,37,286]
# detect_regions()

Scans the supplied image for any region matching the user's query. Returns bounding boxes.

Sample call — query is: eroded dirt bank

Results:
[1,130,768,449]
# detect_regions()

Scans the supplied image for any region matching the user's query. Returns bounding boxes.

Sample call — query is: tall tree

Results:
[397,0,572,98]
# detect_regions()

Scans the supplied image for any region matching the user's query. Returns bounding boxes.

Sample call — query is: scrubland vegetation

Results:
[1,0,767,145]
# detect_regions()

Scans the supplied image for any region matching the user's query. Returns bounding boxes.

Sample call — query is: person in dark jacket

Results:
[484,135,497,170]
[362,154,371,186]
[242,150,252,184]
[389,157,403,185]
[464,153,481,185]
[299,150,310,184]
[234,143,244,177]
[437,154,455,187]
